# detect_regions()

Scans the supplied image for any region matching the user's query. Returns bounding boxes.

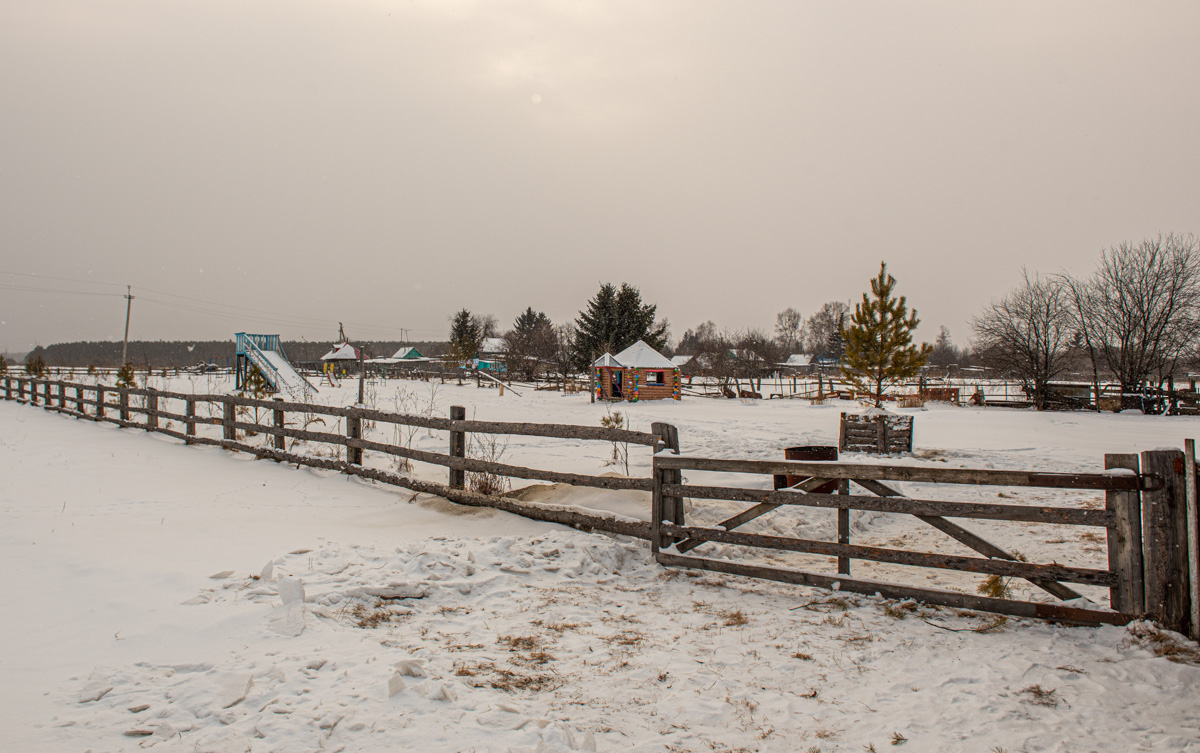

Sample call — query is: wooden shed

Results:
[593,341,681,402]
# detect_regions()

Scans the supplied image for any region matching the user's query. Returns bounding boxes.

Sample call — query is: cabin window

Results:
[645,370,665,385]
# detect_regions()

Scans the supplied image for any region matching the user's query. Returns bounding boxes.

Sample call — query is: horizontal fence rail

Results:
[3,376,675,541]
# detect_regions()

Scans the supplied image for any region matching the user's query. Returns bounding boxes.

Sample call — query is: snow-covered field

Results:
[4,375,1200,752]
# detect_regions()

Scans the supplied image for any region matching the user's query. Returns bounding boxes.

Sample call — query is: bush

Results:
[24,354,46,378]
[116,363,137,388]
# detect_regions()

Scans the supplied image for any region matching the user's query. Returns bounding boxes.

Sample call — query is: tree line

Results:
[973,233,1199,409]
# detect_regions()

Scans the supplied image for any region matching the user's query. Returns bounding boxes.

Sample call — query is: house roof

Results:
[391,346,424,359]
[320,342,361,361]
[480,337,507,354]
[612,340,675,370]
[593,352,621,368]
[783,354,812,367]
[670,354,694,367]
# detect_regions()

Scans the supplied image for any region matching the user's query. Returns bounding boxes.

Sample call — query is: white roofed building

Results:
[592,340,681,402]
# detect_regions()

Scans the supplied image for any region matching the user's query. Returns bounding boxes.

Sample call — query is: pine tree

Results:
[448,308,482,366]
[504,307,556,379]
[840,262,931,407]
[572,283,667,371]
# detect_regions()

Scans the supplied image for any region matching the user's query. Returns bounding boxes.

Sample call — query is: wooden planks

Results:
[665,484,1114,526]
[655,455,1140,491]
[659,523,1115,586]
[655,552,1130,626]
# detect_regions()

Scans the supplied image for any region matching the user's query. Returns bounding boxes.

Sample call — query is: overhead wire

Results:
[0,273,441,339]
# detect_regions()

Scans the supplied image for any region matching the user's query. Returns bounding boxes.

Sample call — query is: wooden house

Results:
[593,341,681,402]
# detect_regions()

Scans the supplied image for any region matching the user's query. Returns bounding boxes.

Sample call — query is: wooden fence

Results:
[9,374,1200,633]
[2,375,677,540]
[652,450,1200,633]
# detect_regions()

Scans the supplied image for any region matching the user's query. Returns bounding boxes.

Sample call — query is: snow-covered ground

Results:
[4,376,1200,752]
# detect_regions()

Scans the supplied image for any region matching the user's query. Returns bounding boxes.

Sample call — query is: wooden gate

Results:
[652,451,1195,630]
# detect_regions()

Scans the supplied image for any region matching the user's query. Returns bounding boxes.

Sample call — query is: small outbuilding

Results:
[593,341,681,402]
[320,342,361,376]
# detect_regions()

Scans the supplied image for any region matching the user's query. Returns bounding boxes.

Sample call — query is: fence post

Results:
[346,409,363,466]
[651,457,665,554]
[119,389,129,422]
[651,422,683,549]
[75,384,84,415]
[1141,449,1191,633]
[837,478,851,575]
[876,416,887,454]
[273,397,285,451]
[145,391,158,430]
[223,397,235,440]
[449,405,466,489]
[1186,439,1199,639]
[95,386,105,420]
[1106,453,1144,616]
[185,398,195,442]
[30,378,39,406]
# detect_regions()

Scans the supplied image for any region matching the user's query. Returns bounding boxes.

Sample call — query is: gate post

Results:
[222,397,235,440]
[1141,449,1190,633]
[95,386,106,420]
[1186,439,1199,639]
[119,389,129,422]
[449,405,466,490]
[651,422,683,552]
[1106,453,1144,616]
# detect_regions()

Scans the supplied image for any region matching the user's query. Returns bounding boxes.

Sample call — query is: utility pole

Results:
[121,285,134,366]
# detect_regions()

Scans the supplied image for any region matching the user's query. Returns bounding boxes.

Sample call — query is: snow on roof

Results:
[320,342,361,361]
[784,354,812,367]
[612,340,675,370]
[480,337,507,354]
[391,346,424,359]
[593,352,621,368]
[670,354,694,366]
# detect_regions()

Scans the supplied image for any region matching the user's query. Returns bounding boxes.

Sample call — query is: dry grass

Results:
[1019,684,1059,707]
[605,630,646,647]
[1126,621,1200,664]
[341,600,409,629]
[792,651,814,661]
[720,609,749,627]
[882,601,919,620]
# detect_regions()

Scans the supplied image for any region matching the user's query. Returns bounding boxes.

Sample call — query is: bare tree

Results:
[1084,234,1200,397]
[774,307,804,353]
[804,301,849,355]
[972,271,1072,410]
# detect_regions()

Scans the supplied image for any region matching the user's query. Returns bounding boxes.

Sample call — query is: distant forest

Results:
[24,340,449,368]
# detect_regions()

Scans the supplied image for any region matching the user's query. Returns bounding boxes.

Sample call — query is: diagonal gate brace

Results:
[853,478,1082,601]
[675,476,832,554]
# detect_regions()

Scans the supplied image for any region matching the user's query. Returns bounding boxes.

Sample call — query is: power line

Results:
[0,275,443,339]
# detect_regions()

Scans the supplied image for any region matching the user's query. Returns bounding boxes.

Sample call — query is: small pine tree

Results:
[241,365,271,398]
[840,262,931,407]
[116,362,137,388]
[24,354,47,378]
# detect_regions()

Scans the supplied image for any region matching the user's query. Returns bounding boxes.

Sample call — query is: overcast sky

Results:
[2,0,1197,354]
